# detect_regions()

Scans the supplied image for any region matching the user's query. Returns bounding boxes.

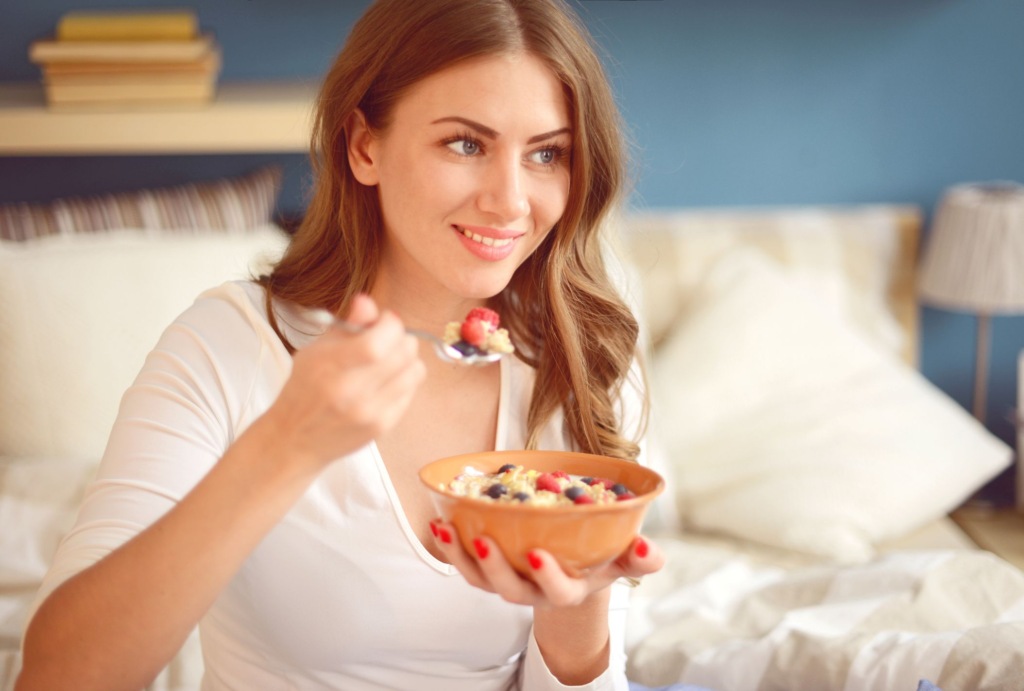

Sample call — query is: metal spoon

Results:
[305,307,503,367]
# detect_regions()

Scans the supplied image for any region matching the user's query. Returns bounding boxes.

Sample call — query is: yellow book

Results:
[44,80,216,106]
[56,9,198,42]
[42,47,221,75]
[44,67,218,88]
[29,34,215,64]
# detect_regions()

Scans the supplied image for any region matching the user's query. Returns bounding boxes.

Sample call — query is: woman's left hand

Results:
[429,519,665,608]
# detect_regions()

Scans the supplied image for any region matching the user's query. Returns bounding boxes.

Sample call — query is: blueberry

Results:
[498,463,517,474]
[564,487,585,501]
[513,492,531,502]
[450,340,481,356]
[580,477,594,485]
[485,484,508,499]
[610,483,628,496]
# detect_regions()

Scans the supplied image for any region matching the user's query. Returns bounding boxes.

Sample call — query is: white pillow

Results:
[0,457,97,636]
[603,222,682,535]
[621,208,910,359]
[0,227,290,459]
[653,248,1013,562]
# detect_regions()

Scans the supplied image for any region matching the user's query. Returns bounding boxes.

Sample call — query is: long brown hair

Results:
[255,0,648,462]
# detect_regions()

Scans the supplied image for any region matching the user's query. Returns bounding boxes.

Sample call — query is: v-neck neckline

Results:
[369,355,511,576]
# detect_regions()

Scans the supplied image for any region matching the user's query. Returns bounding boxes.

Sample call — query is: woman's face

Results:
[347,52,572,300]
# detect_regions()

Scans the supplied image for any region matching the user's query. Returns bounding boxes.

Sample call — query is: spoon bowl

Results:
[305,308,504,367]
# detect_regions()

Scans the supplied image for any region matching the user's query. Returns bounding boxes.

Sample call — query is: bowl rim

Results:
[419,449,665,514]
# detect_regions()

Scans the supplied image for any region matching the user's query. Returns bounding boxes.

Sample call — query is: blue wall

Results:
[2,0,1022,502]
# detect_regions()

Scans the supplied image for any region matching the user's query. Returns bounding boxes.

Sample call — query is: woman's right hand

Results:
[260,293,426,472]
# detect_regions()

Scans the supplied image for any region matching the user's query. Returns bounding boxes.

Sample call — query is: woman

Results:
[17,0,665,689]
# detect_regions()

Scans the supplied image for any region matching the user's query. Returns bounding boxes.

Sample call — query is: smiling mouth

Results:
[453,225,515,248]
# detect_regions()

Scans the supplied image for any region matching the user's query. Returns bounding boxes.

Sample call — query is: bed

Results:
[614,205,1022,691]
[0,196,1020,691]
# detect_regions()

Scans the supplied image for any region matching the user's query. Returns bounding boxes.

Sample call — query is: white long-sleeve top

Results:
[23,279,643,691]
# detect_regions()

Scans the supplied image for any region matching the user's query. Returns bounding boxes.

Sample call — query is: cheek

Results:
[529,173,570,238]
[416,155,476,206]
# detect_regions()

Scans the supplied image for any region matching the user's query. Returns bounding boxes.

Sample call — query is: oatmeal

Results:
[443,307,515,356]
[442,464,636,506]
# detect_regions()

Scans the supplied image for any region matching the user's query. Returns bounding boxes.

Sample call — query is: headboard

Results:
[616,205,923,368]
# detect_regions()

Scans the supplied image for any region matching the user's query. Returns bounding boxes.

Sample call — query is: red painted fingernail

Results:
[429,522,438,537]
[473,538,489,559]
[635,537,649,558]
[439,529,452,544]
[528,552,542,570]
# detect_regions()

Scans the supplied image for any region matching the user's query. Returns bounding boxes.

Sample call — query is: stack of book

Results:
[28,9,221,108]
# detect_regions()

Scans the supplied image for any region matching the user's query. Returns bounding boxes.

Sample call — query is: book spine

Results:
[29,34,213,64]
[56,11,198,42]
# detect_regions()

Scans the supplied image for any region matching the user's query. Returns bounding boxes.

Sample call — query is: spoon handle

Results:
[307,309,447,349]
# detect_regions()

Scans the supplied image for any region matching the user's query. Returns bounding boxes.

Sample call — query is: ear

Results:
[345,107,381,186]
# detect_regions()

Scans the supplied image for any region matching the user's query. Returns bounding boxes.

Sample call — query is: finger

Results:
[346,331,419,394]
[431,521,495,593]
[524,549,590,608]
[366,352,426,421]
[613,535,666,579]
[324,309,406,367]
[471,536,543,607]
[355,310,408,363]
[345,293,379,327]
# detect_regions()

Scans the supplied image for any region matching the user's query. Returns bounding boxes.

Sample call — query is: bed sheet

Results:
[625,527,1024,691]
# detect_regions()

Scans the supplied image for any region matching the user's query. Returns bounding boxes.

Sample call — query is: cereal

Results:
[440,465,636,506]
[443,307,515,356]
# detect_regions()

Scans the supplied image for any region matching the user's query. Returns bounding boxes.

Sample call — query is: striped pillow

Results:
[0,165,283,242]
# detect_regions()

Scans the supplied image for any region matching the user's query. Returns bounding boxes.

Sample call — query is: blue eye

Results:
[531,149,555,166]
[446,139,480,156]
[441,130,569,169]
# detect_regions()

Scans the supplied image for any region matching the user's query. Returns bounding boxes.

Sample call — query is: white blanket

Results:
[626,531,1024,691]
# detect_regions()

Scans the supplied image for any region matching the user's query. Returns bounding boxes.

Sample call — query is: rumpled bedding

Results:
[624,530,1024,691]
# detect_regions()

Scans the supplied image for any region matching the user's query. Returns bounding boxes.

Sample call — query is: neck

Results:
[369,249,484,338]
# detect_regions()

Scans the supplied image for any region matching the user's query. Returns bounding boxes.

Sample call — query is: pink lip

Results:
[452,225,519,261]
[452,224,525,240]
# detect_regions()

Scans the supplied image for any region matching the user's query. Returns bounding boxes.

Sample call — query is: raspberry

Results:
[573,494,595,505]
[551,471,569,481]
[535,473,562,494]
[461,318,487,348]
[615,493,635,502]
[467,307,500,330]
[588,477,615,490]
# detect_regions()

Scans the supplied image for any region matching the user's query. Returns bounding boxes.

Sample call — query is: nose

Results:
[477,152,530,222]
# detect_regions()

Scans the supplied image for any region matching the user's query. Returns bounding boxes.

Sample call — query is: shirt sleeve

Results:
[19,283,264,650]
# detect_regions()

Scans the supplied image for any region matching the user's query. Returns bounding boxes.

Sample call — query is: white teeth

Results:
[455,225,515,248]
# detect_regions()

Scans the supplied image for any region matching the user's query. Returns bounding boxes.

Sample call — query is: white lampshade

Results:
[918,181,1024,314]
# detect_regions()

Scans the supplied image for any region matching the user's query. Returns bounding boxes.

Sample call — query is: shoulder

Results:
[172,278,293,346]
[148,279,276,400]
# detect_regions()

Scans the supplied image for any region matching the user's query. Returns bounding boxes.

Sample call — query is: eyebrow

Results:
[430,116,571,144]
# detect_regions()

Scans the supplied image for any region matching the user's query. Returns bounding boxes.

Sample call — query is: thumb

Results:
[346,293,380,327]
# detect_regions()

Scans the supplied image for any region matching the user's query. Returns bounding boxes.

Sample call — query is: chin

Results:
[444,270,513,301]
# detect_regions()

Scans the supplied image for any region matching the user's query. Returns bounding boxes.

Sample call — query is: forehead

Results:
[395,53,571,135]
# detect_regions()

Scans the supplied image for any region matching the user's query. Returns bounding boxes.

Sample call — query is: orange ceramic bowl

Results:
[419,450,665,580]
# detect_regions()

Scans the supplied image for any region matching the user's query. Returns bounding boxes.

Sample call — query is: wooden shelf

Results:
[0,80,317,156]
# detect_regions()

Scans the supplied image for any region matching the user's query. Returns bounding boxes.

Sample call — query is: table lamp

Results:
[918,181,1024,510]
